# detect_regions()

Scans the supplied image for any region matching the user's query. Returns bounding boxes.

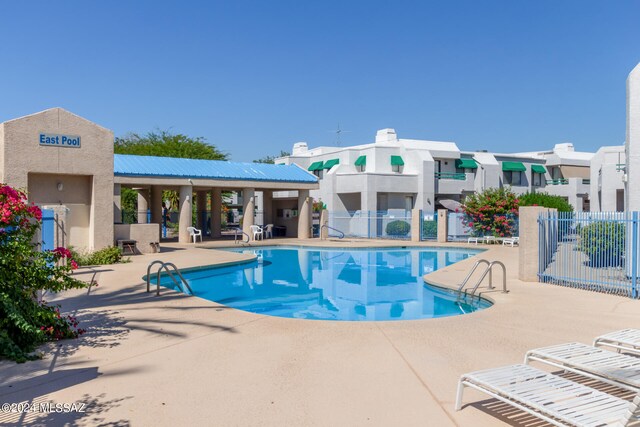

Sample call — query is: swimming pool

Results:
[155,246,492,321]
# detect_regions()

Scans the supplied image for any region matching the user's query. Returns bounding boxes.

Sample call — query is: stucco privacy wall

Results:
[0,108,114,250]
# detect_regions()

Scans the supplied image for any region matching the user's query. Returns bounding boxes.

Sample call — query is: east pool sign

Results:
[39,133,81,148]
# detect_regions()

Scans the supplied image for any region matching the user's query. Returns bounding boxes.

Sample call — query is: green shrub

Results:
[422,220,437,239]
[70,246,129,266]
[0,184,86,362]
[579,221,625,267]
[386,220,410,236]
[519,192,573,212]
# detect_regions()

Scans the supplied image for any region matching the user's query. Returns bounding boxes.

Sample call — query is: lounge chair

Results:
[595,329,640,356]
[525,342,640,392]
[455,364,640,426]
[502,236,519,247]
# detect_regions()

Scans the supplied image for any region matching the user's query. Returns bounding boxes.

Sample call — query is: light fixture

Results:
[57,182,63,192]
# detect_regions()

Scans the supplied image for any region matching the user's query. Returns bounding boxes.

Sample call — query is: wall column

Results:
[437,209,448,243]
[196,190,207,234]
[179,185,193,243]
[518,206,554,282]
[298,189,311,239]
[242,188,255,239]
[113,183,122,223]
[411,208,421,242]
[137,188,149,224]
[262,190,273,225]
[211,188,222,238]
[626,63,640,211]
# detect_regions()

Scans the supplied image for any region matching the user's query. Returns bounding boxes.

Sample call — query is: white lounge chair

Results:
[525,342,640,392]
[249,225,263,241]
[263,224,274,239]
[187,226,202,243]
[502,236,519,247]
[595,329,640,356]
[456,364,640,426]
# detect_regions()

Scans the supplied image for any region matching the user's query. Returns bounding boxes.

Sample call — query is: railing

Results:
[546,179,569,185]
[320,224,345,239]
[582,179,591,185]
[616,163,626,172]
[146,260,193,296]
[458,259,508,297]
[234,228,250,244]
[538,211,639,298]
[435,172,466,180]
[326,210,413,240]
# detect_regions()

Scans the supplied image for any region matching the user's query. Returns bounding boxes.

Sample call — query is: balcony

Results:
[435,172,474,193]
[546,179,569,185]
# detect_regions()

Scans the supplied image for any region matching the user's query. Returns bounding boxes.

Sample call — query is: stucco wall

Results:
[1,108,114,250]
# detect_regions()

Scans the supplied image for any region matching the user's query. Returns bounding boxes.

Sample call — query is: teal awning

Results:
[354,155,366,166]
[391,155,404,166]
[531,164,547,174]
[455,158,477,169]
[323,159,340,169]
[502,161,526,172]
[308,161,324,171]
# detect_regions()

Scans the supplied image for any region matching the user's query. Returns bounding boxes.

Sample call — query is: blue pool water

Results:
[157,246,492,321]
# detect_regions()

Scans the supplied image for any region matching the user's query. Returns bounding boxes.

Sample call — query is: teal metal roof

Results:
[114,154,318,183]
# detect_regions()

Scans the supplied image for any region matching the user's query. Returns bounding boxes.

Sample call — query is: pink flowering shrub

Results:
[0,184,86,362]
[462,187,519,237]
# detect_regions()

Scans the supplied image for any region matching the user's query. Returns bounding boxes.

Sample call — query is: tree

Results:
[462,187,519,237]
[253,150,290,164]
[114,130,228,215]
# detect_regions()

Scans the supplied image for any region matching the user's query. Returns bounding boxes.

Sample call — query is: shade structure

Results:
[354,155,366,166]
[391,155,404,166]
[455,158,478,169]
[439,198,463,212]
[323,159,340,169]
[308,161,324,171]
[531,164,547,174]
[502,161,526,172]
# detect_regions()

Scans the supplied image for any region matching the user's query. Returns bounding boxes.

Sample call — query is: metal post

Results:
[632,211,638,298]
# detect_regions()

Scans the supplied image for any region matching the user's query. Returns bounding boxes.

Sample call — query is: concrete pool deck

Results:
[1,239,639,426]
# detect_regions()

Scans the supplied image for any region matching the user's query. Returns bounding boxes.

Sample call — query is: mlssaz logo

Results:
[39,133,81,148]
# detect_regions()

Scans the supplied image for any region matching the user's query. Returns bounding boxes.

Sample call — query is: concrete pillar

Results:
[211,188,222,238]
[178,185,193,243]
[518,206,554,282]
[137,188,149,224]
[196,190,207,233]
[298,189,312,239]
[113,183,122,223]
[411,208,421,242]
[437,209,448,243]
[626,63,640,211]
[263,190,273,225]
[150,186,163,240]
[242,188,255,239]
[320,209,329,240]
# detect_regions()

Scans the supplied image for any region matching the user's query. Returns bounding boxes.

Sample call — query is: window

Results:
[533,173,541,186]
[357,164,366,172]
[392,164,402,173]
[313,169,322,178]
[504,171,522,186]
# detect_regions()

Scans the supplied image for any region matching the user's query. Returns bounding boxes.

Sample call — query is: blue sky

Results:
[1,1,639,162]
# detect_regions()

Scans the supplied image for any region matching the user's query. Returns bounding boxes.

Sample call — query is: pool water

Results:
[157,246,492,321]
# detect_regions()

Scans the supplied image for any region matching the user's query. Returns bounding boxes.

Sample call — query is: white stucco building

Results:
[276,128,600,214]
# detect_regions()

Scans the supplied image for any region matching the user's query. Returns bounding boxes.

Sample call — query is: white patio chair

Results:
[594,329,640,356]
[456,364,640,426]
[263,224,274,239]
[187,226,202,243]
[525,342,640,392]
[467,237,480,245]
[249,225,263,241]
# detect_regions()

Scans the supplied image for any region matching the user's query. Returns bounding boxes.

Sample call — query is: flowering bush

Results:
[0,184,86,362]
[462,187,519,237]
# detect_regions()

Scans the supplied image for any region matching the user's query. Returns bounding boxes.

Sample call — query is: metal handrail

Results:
[234,228,250,244]
[457,259,492,292]
[469,261,508,296]
[320,224,345,239]
[146,260,193,296]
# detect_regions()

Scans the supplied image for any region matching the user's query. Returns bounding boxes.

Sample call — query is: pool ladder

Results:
[457,259,508,298]
[146,260,193,296]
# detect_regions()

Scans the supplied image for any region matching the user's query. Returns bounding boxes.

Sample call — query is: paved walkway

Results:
[1,239,639,426]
